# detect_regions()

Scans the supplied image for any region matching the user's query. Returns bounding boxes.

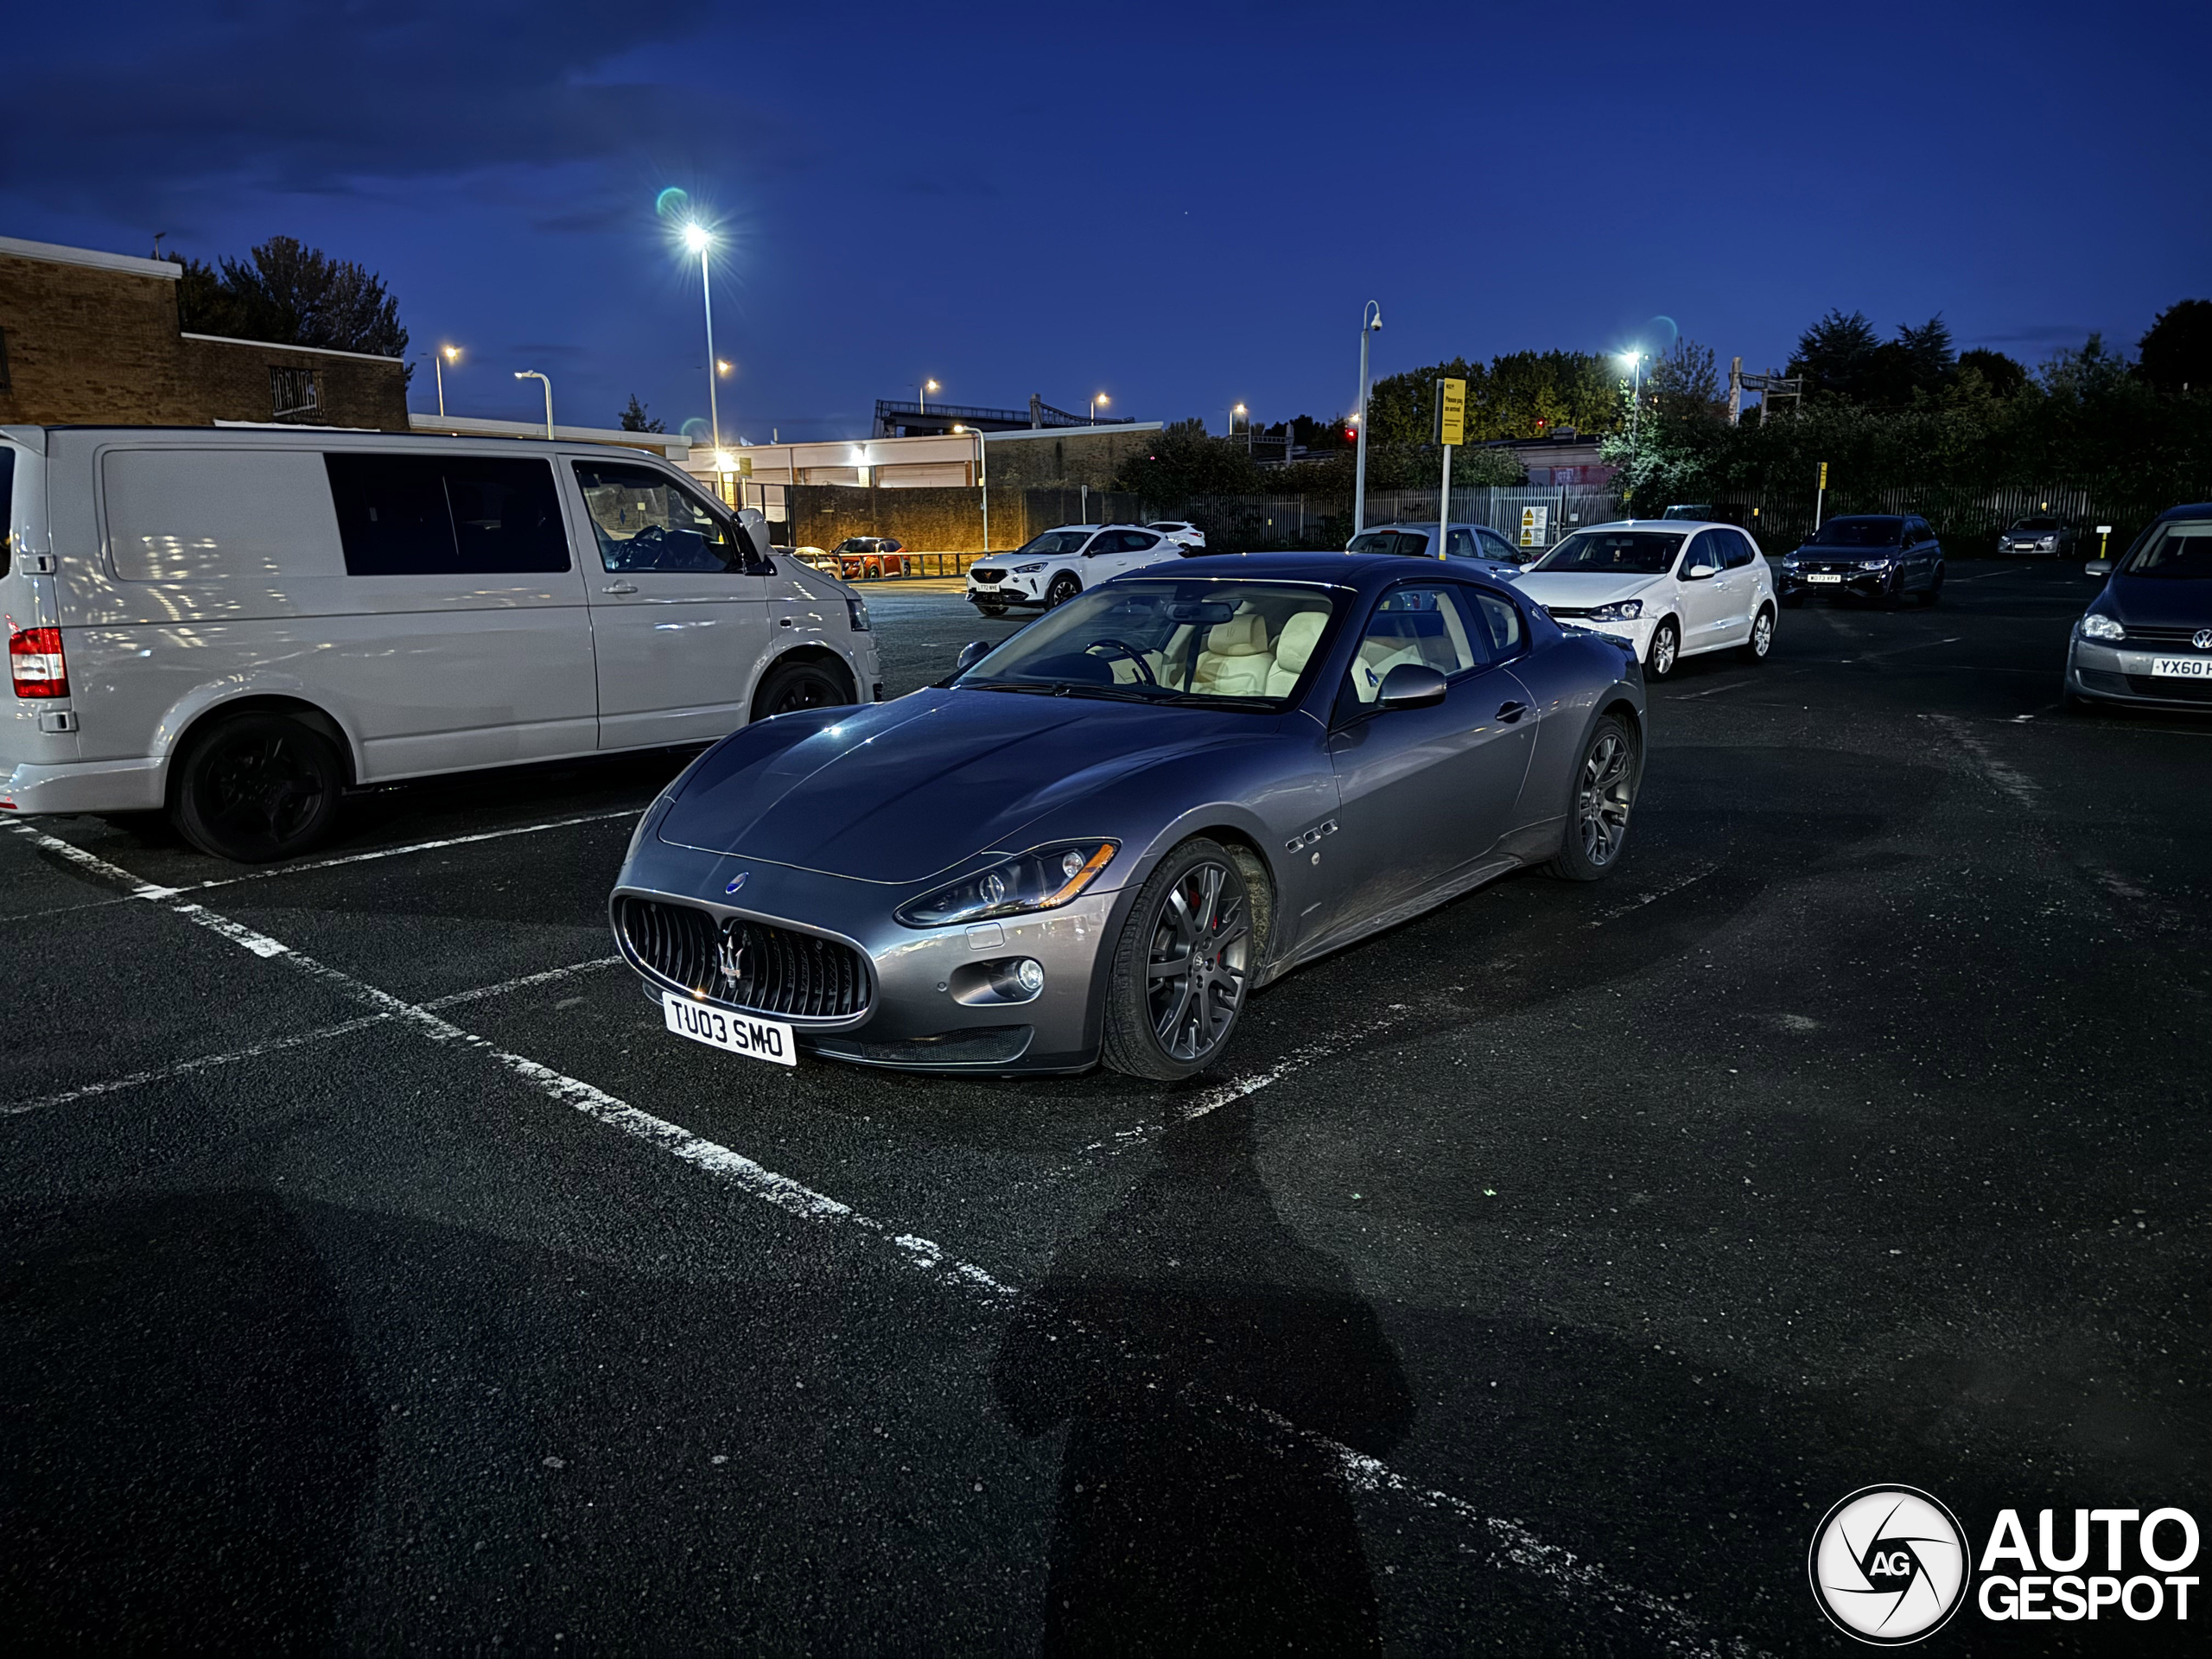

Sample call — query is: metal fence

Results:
[1707,480,2212,558]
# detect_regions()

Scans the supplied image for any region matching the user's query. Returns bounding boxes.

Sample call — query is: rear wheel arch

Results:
[167,694,358,794]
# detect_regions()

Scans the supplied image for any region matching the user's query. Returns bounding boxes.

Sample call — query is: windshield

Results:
[1347,529,1430,557]
[953,580,1338,705]
[1014,531,1094,558]
[1809,518,1904,548]
[2012,518,2059,532]
[1530,530,1684,575]
[2120,520,2212,580]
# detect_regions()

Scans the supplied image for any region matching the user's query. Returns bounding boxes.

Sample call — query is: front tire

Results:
[754,658,854,719]
[1541,715,1638,882]
[169,713,344,862]
[974,600,1007,619]
[1102,837,1257,1081]
[1740,603,1776,664]
[1046,572,1081,608]
[1645,618,1681,680]
[1918,568,1944,607]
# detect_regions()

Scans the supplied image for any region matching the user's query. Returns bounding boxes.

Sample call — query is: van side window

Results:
[326,454,569,576]
[573,461,739,573]
[0,448,13,578]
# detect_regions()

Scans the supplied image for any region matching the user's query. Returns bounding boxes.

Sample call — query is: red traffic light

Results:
[1344,427,1357,443]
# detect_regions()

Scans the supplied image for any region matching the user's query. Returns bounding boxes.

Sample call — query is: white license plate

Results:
[2151,657,2212,679]
[1806,573,1844,585]
[663,993,798,1065]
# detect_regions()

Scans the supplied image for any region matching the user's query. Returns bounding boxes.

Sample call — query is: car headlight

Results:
[1589,599,1643,621]
[2078,613,2125,642]
[845,596,871,632]
[1014,562,1046,574]
[1859,558,1893,570]
[2037,536,2056,548]
[894,840,1118,928]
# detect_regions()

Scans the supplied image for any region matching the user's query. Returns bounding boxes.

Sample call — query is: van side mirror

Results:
[2084,560,2112,578]
[954,640,994,673]
[1376,663,1447,710]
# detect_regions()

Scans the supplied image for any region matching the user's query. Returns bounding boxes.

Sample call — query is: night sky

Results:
[4,1,2206,443]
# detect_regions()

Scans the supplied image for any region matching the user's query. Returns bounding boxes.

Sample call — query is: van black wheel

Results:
[170,713,344,863]
[754,658,853,718]
[1046,572,1081,607]
[1102,837,1258,1081]
[1541,715,1639,882]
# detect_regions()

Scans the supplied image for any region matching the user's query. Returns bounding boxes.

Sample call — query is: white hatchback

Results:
[963,524,1185,615]
[1512,520,1777,679]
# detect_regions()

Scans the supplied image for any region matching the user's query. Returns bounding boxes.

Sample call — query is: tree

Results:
[2037,332,2133,402]
[1955,348,2027,397]
[620,394,665,433]
[1895,315,1956,391]
[1789,310,1885,401]
[1115,418,1265,501]
[2137,298,2212,393]
[173,236,408,360]
[1647,337,1722,423]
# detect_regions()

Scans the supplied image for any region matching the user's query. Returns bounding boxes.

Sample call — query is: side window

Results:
[1457,588,1526,663]
[327,454,569,576]
[1721,529,1758,569]
[572,461,736,574]
[1344,584,1478,706]
[1681,530,1723,574]
[1446,528,1478,560]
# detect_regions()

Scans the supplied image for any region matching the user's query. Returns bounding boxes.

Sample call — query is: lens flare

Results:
[654,186,691,219]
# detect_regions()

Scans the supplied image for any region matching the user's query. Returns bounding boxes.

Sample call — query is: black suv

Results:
[1781,515,1944,607]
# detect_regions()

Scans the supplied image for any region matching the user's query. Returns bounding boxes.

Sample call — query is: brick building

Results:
[0,233,409,430]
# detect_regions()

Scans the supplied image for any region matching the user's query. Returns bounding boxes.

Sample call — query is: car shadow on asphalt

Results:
[992,1097,1414,1653]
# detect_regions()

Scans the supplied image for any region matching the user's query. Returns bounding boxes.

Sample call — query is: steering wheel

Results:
[1083,639,1158,685]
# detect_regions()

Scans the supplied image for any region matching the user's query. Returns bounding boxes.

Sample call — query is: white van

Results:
[0,426,880,861]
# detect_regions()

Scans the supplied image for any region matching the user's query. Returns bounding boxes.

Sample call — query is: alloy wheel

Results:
[1750,610,1773,657]
[1576,732,1635,868]
[1143,860,1249,1061]
[1649,624,1677,677]
[203,732,327,847]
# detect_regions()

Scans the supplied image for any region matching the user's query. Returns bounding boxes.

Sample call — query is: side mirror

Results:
[1684,563,1719,581]
[2084,560,2113,579]
[1376,663,1447,710]
[954,640,994,673]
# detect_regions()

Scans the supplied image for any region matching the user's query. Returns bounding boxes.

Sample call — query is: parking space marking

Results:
[181,809,642,893]
[8,821,183,899]
[1669,678,1751,700]
[4,818,1741,1654]
[1585,862,1718,927]
[1927,713,2041,809]
[2,957,626,1116]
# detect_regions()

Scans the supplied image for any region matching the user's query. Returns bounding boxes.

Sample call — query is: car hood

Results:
[658,689,1276,883]
[2100,574,2212,628]
[968,550,1058,572]
[1512,572,1665,610]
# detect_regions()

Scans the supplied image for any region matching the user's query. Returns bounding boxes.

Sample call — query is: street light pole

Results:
[1353,301,1382,534]
[514,371,553,439]
[435,345,459,416]
[683,224,721,453]
[956,425,989,555]
[1091,392,1109,426]
[921,378,938,415]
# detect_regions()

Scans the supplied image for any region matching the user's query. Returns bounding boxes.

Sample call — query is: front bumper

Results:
[1780,566,1895,600]
[611,837,1127,1074]
[2066,639,2212,709]
[1555,614,1657,660]
[965,576,1045,608]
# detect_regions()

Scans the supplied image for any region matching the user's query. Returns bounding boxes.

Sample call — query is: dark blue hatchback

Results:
[2065,503,2212,711]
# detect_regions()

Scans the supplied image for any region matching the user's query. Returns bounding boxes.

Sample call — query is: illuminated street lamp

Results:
[1231,401,1249,453]
[1090,391,1109,426]
[433,345,460,416]
[1618,349,1647,439]
[683,222,721,451]
[514,370,553,439]
[921,378,939,414]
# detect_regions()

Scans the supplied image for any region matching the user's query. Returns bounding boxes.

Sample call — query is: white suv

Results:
[1513,520,1777,679]
[964,524,1183,615]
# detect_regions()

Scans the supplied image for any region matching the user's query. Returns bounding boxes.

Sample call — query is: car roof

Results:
[1819,513,1910,524]
[1118,550,1528,594]
[2157,502,2212,521]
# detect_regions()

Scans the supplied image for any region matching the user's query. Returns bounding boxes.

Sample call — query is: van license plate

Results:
[2150,657,2212,679]
[1806,574,1844,584]
[663,993,798,1066]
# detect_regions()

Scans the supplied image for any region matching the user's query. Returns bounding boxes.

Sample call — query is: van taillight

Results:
[10,627,67,698]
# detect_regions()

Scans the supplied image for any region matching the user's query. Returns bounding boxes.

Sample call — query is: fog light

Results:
[1014,958,1045,995]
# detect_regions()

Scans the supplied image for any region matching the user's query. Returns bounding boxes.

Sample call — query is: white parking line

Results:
[184,809,641,892]
[1926,714,2041,809]
[4,820,1740,1653]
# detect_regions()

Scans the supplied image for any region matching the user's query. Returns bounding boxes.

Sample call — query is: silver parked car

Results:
[611,553,1647,1079]
[1999,516,2077,557]
[1345,521,1529,578]
[0,426,880,860]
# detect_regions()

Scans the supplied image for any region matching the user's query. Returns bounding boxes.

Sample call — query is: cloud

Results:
[0,1,798,213]
[1970,323,2099,346]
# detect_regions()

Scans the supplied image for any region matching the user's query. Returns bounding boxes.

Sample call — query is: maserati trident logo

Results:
[2192,628,2212,652]
[716,922,747,984]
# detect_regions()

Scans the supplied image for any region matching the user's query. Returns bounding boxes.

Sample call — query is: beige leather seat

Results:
[1264,610,1327,696]
[1350,639,1425,702]
[1192,613,1273,696]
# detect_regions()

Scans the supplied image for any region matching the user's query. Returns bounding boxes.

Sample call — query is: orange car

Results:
[830,537,907,578]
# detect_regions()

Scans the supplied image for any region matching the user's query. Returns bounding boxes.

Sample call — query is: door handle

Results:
[601,582,638,595]
[1497,700,1529,724]
[778,616,795,627]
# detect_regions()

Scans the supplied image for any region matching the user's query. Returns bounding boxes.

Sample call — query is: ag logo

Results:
[1809,1486,1969,1644]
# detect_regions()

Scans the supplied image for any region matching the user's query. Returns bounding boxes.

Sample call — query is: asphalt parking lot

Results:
[3,563,2204,1654]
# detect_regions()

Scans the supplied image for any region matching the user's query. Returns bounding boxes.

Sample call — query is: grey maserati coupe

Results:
[610,553,1646,1079]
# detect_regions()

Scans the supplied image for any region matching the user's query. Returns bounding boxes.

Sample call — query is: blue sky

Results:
[4,0,2206,442]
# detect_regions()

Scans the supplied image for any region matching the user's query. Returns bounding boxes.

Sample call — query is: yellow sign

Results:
[1437,378,1467,448]
[1818,461,1829,489]
[1519,505,1549,548]
[737,454,754,478]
